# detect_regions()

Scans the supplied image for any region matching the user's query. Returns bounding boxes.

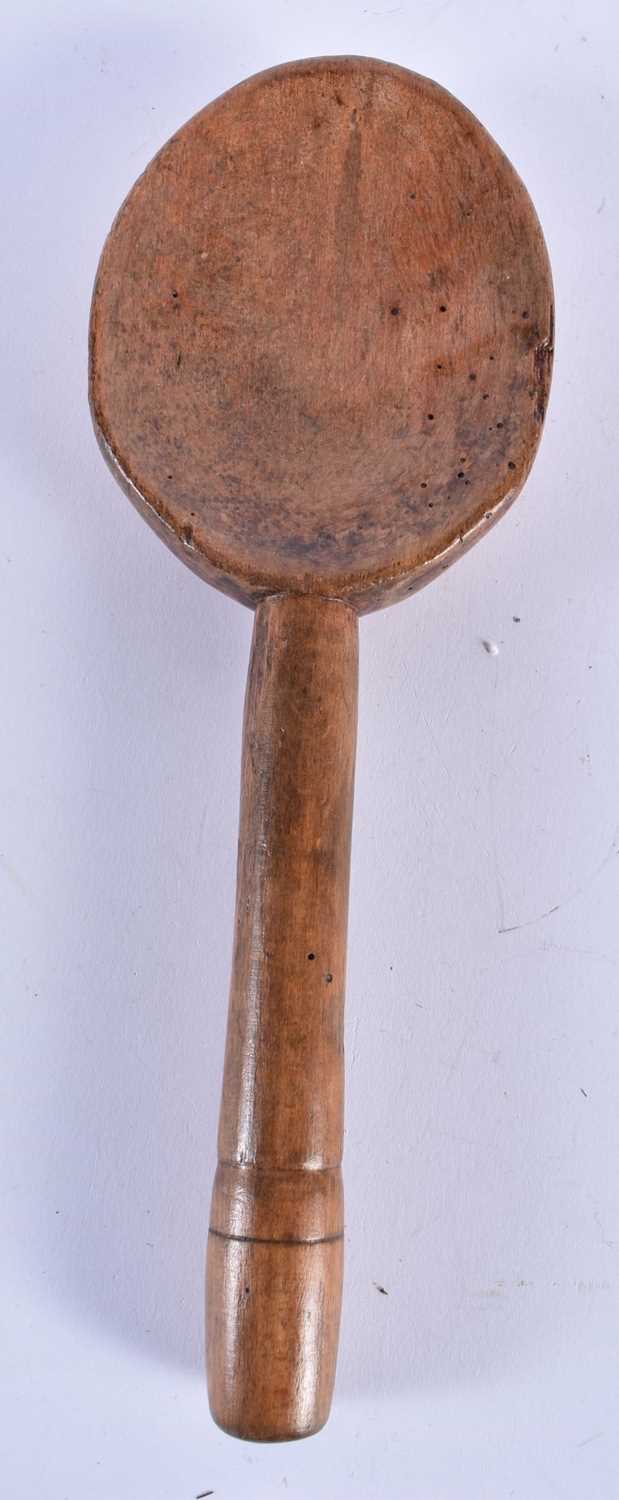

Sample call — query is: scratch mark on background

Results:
[498,827,619,934]
[0,852,37,906]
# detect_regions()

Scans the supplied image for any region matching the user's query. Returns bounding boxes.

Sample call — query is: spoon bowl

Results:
[90,55,553,614]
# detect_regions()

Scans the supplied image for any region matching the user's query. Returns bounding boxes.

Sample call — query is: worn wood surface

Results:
[207,595,357,1439]
[90,55,553,616]
[89,55,553,1441]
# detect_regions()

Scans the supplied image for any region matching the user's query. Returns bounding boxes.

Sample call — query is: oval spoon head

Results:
[89,55,553,614]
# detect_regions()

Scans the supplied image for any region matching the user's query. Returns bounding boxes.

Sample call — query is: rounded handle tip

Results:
[207,1229,343,1442]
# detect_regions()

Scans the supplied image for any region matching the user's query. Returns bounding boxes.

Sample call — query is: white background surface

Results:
[2,1,618,1495]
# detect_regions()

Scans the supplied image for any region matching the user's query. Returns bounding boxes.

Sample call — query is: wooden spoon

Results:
[89,56,553,1442]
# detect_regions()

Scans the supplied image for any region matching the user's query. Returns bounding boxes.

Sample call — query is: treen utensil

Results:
[89,55,554,1441]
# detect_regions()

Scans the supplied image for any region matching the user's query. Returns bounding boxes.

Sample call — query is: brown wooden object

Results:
[89,56,553,1441]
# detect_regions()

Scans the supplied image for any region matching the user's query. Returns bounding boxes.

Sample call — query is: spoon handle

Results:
[207,593,358,1440]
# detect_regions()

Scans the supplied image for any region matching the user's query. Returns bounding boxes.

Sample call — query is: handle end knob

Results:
[207,1229,343,1441]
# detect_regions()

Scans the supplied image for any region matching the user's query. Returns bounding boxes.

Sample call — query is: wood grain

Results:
[90,55,553,615]
[88,55,554,1440]
[206,595,357,1439]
